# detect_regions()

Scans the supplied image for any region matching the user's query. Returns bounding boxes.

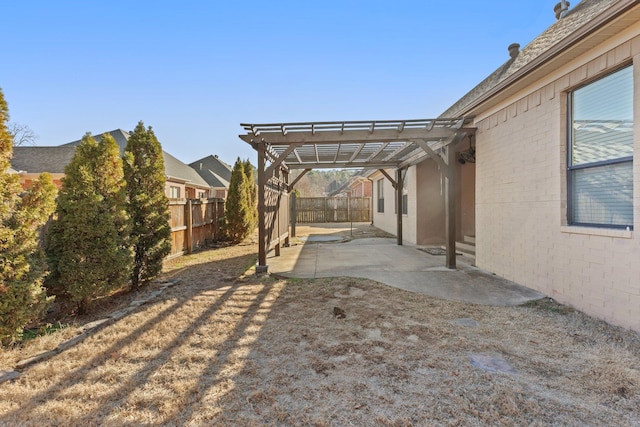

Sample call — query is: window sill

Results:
[560,225,633,239]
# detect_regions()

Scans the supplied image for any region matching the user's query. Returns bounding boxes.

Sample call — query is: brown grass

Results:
[1,232,639,426]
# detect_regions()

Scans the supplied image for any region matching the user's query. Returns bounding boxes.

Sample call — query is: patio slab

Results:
[267,237,545,306]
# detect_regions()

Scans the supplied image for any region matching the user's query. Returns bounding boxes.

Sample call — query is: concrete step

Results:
[464,235,476,244]
[456,241,476,255]
[440,241,475,261]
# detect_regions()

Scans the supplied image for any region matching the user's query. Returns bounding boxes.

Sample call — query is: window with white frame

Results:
[402,169,408,215]
[568,65,634,229]
[169,186,181,199]
[377,179,384,213]
[394,170,409,215]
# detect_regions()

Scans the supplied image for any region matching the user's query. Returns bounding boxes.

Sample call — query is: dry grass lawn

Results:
[1,232,639,426]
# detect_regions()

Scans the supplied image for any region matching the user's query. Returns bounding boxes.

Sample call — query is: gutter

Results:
[458,0,638,117]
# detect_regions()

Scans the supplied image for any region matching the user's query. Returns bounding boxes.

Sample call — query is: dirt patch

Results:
[1,237,639,426]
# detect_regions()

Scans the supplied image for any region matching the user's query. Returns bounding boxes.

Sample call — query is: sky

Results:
[2,1,558,167]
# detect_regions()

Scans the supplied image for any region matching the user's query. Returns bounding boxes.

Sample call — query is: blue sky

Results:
[2,1,557,166]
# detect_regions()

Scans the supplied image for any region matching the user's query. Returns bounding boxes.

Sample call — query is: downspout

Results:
[368,177,374,225]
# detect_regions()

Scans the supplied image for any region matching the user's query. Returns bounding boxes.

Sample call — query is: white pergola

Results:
[239,118,476,272]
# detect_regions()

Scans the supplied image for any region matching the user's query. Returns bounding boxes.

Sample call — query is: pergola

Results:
[239,118,476,273]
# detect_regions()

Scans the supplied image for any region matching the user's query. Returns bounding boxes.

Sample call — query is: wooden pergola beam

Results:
[240,127,460,144]
[265,143,301,178]
[378,169,397,190]
[288,169,311,192]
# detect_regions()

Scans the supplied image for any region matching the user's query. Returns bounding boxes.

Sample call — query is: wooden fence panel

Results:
[265,180,289,252]
[168,198,225,259]
[295,197,370,223]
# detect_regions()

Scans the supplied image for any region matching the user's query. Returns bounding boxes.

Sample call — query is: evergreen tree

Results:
[243,159,257,233]
[0,89,55,344]
[45,133,132,313]
[223,157,251,243]
[123,121,171,289]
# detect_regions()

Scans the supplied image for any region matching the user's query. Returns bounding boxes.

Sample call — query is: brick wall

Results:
[475,35,640,331]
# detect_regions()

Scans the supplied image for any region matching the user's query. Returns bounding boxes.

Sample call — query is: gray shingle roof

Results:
[189,155,232,188]
[62,129,131,154]
[11,129,211,188]
[441,0,621,118]
[11,146,77,173]
[163,151,210,188]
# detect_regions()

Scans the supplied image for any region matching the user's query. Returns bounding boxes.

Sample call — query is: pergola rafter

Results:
[240,118,475,272]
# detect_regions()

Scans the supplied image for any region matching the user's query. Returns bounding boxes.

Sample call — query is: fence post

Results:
[186,199,193,254]
[290,191,297,237]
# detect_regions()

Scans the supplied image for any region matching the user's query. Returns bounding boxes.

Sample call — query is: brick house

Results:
[370,0,640,331]
[189,155,232,199]
[11,129,212,200]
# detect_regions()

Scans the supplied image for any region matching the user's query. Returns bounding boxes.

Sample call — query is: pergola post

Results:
[445,145,456,269]
[256,144,268,273]
[396,168,403,245]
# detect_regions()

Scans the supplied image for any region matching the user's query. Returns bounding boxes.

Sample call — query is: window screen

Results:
[568,65,633,228]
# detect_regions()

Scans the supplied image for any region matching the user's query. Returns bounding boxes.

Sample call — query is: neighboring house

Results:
[162,150,211,199]
[328,173,374,198]
[372,0,640,331]
[10,129,213,200]
[348,175,373,198]
[189,155,232,199]
[11,145,76,189]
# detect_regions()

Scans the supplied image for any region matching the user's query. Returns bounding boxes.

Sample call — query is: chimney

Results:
[508,43,520,59]
[554,1,570,20]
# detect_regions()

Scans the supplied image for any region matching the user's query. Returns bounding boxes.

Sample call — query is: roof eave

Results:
[457,0,639,117]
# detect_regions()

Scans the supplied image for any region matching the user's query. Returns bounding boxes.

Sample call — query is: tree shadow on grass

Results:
[0,250,273,426]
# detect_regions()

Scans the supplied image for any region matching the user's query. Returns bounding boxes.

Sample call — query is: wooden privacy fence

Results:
[168,198,225,258]
[293,196,371,223]
[265,179,289,255]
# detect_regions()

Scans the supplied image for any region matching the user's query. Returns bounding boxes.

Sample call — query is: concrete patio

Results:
[267,224,545,306]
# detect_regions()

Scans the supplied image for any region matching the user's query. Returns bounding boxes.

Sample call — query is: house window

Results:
[402,170,408,215]
[394,171,409,215]
[169,186,181,199]
[568,65,633,229]
[198,191,207,199]
[377,179,384,213]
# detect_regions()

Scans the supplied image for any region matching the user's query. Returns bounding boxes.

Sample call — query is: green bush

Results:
[223,158,254,243]
[124,122,171,289]
[45,133,132,313]
[0,89,56,345]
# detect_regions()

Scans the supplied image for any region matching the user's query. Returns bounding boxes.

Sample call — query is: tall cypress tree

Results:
[0,89,55,344]
[243,159,258,233]
[123,122,171,289]
[223,157,251,243]
[45,133,132,313]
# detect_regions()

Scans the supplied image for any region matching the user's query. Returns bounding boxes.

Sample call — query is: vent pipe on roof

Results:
[199,163,203,170]
[508,43,520,59]
[554,0,570,20]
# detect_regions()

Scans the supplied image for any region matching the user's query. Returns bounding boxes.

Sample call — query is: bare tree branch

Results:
[8,122,38,146]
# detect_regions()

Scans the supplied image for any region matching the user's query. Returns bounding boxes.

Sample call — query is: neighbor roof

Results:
[441,0,634,117]
[189,155,232,188]
[62,129,131,153]
[12,129,211,188]
[11,146,77,174]
[163,151,210,188]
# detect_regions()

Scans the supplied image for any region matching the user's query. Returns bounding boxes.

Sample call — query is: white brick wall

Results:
[370,168,418,244]
[475,36,640,332]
